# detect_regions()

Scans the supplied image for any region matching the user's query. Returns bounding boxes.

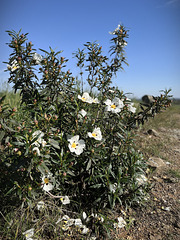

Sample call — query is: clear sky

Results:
[0,0,180,98]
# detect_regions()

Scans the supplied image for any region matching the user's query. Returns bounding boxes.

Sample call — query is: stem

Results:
[46,191,63,198]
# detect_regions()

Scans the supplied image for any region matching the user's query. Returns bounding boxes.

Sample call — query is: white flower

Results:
[78,109,87,118]
[89,236,97,240]
[8,59,19,72]
[81,225,89,234]
[92,97,99,103]
[74,218,82,227]
[23,228,34,239]
[88,127,102,141]
[32,52,43,65]
[104,97,124,113]
[41,139,47,147]
[32,130,46,147]
[56,215,70,224]
[62,215,70,221]
[37,201,45,211]
[82,212,87,220]
[109,24,121,35]
[118,41,127,47]
[32,147,40,156]
[67,135,85,155]
[32,130,44,139]
[128,103,136,113]
[42,173,54,192]
[60,196,70,205]
[113,217,126,229]
[109,89,115,93]
[110,183,118,193]
[56,215,74,231]
[78,92,93,103]
[136,174,147,186]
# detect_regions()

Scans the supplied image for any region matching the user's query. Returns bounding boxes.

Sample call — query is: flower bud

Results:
[14,148,19,153]
[54,115,58,120]
[39,160,43,165]
[61,57,64,63]
[7,142,12,147]
[17,126,21,131]
[34,120,38,125]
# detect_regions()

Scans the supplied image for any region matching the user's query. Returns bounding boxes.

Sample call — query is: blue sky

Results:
[0,0,180,98]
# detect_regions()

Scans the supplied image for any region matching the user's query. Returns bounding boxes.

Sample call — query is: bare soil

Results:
[113,109,180,240]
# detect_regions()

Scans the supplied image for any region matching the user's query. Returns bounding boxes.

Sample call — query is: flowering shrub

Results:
[0,25,172,238]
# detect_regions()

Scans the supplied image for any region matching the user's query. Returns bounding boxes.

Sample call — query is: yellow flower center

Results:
[111,104,116,109]
[71,142,77,148]
[82,97,86,101]
[92,133,97,137]
[13,66,18,70]
[44,178,49,184]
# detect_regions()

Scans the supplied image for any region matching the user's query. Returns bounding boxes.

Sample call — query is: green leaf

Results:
[49,138,60,149]
[90,183,102,188]
[86,159,91,171]
[67,170,75,176]
[51,158,59,164]
[0,131,5,142]
[4,185,16,196]
[37,162,49,175]
[39,48,49,55]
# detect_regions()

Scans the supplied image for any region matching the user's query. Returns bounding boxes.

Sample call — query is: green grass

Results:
[135,103,180,159]
[168,169,180,179]
[139,103,180,131]
[0,81,21,108]
[0,91,21,108]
